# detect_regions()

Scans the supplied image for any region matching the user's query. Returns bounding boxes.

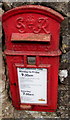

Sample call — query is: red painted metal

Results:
[2,5,64,112]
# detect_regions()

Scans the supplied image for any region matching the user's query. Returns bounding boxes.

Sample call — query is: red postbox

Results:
[2,5,64,112]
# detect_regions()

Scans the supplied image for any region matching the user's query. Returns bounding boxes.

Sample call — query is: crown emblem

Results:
[26,16,35,26]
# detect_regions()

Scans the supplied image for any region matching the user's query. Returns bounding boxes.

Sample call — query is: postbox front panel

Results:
[6,55,59,112]
[3,5,64,112]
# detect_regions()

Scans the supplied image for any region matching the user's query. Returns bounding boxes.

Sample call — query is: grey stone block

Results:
[61,17,68,36]
[61,51,70,63]
[61,35,70,53]
[62,35,70,45]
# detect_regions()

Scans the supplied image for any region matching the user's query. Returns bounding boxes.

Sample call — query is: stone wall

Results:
[1,1,70,119]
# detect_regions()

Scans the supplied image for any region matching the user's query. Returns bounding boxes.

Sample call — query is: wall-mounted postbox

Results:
[2,5,64,112]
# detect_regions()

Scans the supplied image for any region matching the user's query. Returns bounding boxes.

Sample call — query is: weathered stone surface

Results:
[61,17,68,36]
[2,2,12,11]
[68,1,70,12]
[59,70,68,83]
[0,7,4,49]
[61,51,70,63]
[0,7,4,15]
[2,100,14,118]
[57,90,69,118]
[61,35,70,53]
[12,2,28,8]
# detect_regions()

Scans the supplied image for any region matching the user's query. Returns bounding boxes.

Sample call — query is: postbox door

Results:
[9,54,53,111]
